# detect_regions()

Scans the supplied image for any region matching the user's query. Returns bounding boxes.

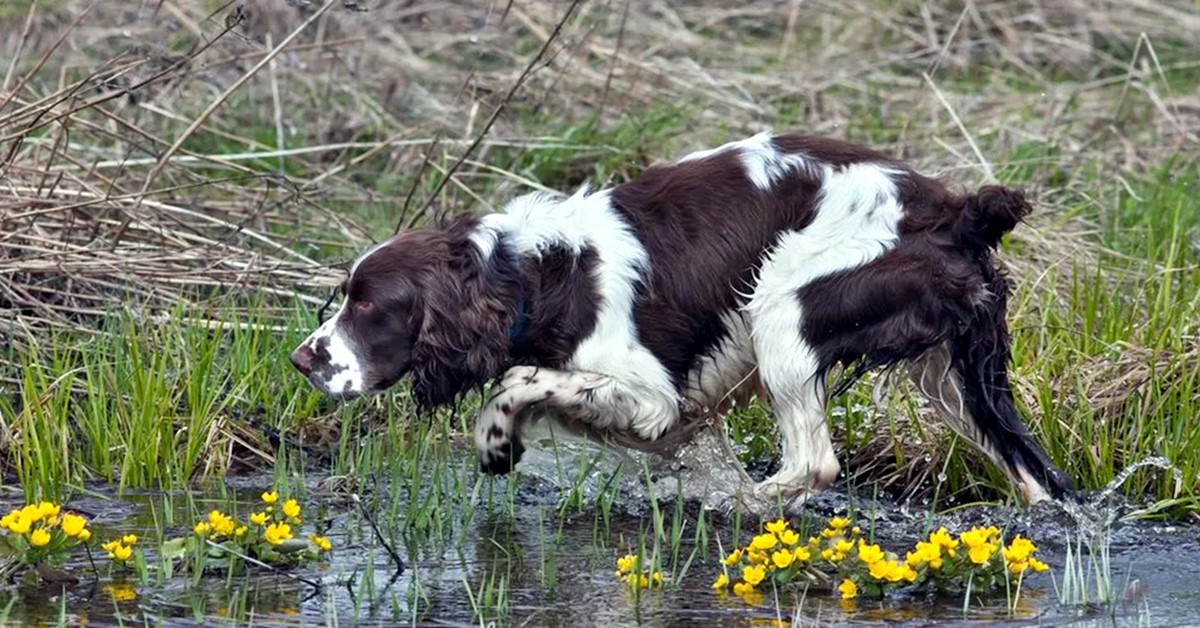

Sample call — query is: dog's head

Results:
[290,218,518,406]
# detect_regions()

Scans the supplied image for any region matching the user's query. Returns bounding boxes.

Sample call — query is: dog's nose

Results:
[291,345,315,375]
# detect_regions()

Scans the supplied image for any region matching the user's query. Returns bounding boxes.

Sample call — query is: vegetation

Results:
[0,0,1197,624]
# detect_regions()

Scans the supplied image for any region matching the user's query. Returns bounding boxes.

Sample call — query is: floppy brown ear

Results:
[409,218,520,407]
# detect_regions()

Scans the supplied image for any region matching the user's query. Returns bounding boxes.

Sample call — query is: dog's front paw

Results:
[479,432,525,475]
[474,402,524,475]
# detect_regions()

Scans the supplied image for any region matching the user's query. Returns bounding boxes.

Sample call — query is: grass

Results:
[1,0,1200,624]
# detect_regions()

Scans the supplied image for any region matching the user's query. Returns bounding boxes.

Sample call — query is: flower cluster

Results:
[184,490,331,569]
[614,553,666,590]
[714,517,1052,604]
[101,534,140,567]
[0,502,92,566]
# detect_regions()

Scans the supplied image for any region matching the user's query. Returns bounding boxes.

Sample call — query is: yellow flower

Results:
[778,529,800,546]
[78,528,91,542]
[36,502,60,521]
[1009,560,1028,574]
[261,491,278,505]
[250,512,269,526]
[194,522,211,536]
[968,543,997,565]
[820,527,841,540]
[868,559,894,581]
[264,522,292,545]
[750,533,778,551]
[616,554,637,574]
[1029,558,1050,573]
[793,546,811,562]
[834,538,854,555]
[851,526,862,535]
[746,550,767,565]
[732,581,755,596]
[856,541,884,565]
[61,513,87,537]
[651,571,664,586]
[208,511,235,537]
[305,534,330,551]
[282,499,301,520]
[838,578,857,599]
[111,544,132,562]
[929,527,959,555]
[771,549,795,569]
[828,516,851,530]
[6,515,30,535]
[29,528,51,547]
[741,564,766,586]
[723,549,743,566]
[901,565,918,582]
[906,541,944,569]
[712,572,729,589]
[1003,536,1037,563]
[101,540,122,552]
[122,534,138,546]
[765,519,789,535]
[235,526,247,538]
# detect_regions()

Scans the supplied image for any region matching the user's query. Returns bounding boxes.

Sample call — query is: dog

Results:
[290,131,1073,511]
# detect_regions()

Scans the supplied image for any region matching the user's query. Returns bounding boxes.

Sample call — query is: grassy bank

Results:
[1,1,1198,518]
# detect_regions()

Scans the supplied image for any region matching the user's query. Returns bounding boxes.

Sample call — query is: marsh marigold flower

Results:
[712,572,729,589]
[722,549,742,566]
[778,529,800,546]
[194,521,211,536]
[856,541,884,565]
[732,582,755,596]
[282,499,301,520]
[6,515,30,535]
[741,564,766,587]
[250,512,268,526]
[616,554,637,573]
[29,528,51,547]
[61,513,87,537]
[793,546,811,562]
[261,491,279,505]
[839,579,857,599]
[771,549,795,569]
[77,528,91,542]
[122,534,138,546]
[750,533,778,551]
[828,516,851,530]
[765,519,789,534]
[310,534,332,552]
[264,522,292,545]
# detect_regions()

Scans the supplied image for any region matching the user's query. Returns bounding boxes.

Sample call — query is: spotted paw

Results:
[478,432,525,476]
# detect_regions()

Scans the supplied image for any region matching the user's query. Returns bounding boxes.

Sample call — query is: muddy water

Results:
[2,440,1199,627]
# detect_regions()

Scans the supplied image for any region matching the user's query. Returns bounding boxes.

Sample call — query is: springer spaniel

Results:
[290,131,1073,512]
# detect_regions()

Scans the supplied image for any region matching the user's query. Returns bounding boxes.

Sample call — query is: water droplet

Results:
[937,472,947,483]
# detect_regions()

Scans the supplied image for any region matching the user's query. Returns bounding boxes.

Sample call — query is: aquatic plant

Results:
[712,517,1050,604]
[0,502,93,581]
[178,490,333,571]
[614,552,666,590]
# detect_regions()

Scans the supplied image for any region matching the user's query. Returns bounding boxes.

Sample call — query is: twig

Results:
[0,0,38,98]
[411,0,584,227]
[0,0,95,116]
[351,492,405,574]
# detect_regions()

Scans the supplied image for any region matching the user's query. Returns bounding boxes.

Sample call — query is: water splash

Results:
[1054,456,1181,541]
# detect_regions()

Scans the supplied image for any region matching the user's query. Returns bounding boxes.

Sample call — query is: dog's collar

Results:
[508,296,530,350]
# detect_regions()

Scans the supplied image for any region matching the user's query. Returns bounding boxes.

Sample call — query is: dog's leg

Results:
[744,296,839,511]
[474,365,678,474]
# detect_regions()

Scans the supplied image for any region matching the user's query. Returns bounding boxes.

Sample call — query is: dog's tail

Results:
[946,246,1074,501]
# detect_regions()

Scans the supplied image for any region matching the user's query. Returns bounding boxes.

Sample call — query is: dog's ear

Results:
[409,218,516,407]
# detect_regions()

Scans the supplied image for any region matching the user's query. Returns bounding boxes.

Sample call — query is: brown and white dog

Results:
[290,131,1072,510]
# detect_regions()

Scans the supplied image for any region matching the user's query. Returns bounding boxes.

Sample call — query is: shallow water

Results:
[2,438,1198,627]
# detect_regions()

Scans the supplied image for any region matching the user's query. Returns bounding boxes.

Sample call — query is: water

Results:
[2,443,1198,627]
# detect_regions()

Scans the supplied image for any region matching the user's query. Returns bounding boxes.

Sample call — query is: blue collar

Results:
[507,296,529,348]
